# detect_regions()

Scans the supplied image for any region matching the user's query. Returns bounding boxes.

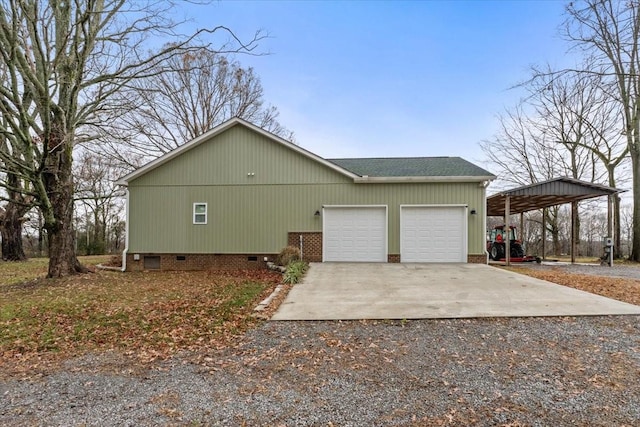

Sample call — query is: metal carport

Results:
[486,177,621,265]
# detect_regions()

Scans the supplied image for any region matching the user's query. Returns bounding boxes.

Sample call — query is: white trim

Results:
[322,204,389,208]
[400,204,468,208]
[322,205,388,262]
[193,202,208,225]
[354,176,496,183]
[121,189,130,272]
[399,204,468,263]
[116,118,359,186]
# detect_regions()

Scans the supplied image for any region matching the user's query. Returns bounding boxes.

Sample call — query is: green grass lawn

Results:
[0,255,111,286]
[541,255,601,263]
[0,261,281,370]
[541,255,640,265]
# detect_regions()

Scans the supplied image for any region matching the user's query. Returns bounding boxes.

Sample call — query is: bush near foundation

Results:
[277,246,301,266]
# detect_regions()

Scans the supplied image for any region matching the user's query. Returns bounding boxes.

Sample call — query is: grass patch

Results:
[541,256,601,264]
[283,260,309,284]
[0,255,110,287]
[0,267,281,371]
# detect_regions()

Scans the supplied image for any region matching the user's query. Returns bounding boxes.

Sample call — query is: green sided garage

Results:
[118,118,495,270]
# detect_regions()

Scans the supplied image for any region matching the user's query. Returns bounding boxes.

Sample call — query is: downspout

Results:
[482,181,490,264]
[299,234,304,260]
[121,188,130,272]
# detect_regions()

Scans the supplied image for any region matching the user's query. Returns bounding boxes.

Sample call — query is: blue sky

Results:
[188,1,574,166]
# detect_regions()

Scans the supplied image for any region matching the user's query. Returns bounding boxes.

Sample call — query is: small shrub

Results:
[106,255,123,267]
[283,260,309,284]
[277,246,301,266]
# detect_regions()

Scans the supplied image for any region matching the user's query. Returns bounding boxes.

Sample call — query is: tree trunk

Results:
[606,167,622,258]
[38,210,44,256]
[546,208,561,256]
[631,147,640,262]
[0,203,27,261]
[1,173,28,261]
[43,134,87,277]
[614,196,622,258]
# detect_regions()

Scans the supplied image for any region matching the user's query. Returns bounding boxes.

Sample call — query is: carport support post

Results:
[520,213,524,251]
[505,195,511,266]
[571,201,577,264]
[542,208,547,261]
[608,194,613,267]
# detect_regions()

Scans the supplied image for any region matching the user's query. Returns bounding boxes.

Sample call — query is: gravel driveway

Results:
[2,316,639,426]
[516,262,640,280]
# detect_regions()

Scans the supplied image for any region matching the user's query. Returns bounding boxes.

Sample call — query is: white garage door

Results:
[401,205,467,263]
[323,206,387,262]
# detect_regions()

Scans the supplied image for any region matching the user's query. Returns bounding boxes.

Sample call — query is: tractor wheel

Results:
[490,244,504,261]
[511,243,525,258]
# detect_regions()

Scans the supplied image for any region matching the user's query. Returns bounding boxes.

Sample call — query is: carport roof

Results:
[487,177,621,216]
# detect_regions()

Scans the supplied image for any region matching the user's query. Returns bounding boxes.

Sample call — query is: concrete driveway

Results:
[271,263,640,320]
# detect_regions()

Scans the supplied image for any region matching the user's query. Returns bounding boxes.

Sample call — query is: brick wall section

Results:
[388,254,400,263]
[467,254,487,264]
[125,253,277,271]
[124,249,486,270]
[287,232,323,262]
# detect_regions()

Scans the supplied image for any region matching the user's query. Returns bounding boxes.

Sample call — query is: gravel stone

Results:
[1,316,639,426]
[517,262,640,280]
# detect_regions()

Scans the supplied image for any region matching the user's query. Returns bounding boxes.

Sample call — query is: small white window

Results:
[193,203,207,224]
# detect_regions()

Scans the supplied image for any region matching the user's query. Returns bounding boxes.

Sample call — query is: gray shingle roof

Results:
[327,157,495,178]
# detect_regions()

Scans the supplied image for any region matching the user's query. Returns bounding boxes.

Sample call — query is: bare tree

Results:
[529,63,629,256]
[527,66,615,255]
[74,151,125,255]
[528,67,604,183]
[481,107,577,255]
[94,49,292,169]
[564,0,640,260]
[0,1,261,276]
[621,203,634,256]
[485,57,632,257]
[0,62,32,260]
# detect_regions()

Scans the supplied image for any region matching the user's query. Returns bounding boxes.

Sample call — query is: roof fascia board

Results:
[116,118,358,185]
[354,175,496,183]
[494,177,620,196]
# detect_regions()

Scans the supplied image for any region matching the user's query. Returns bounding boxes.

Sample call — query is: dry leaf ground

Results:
[0,265,281,377]
[504,264,640,306]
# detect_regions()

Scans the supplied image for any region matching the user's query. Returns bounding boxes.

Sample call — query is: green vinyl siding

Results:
[128,182,487,255]
[131,125,352,187]
[127,122,488,258]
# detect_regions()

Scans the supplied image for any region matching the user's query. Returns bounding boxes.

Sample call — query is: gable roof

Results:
[117,118,495,185]
[116,118,358,185]
[329,157,495,180]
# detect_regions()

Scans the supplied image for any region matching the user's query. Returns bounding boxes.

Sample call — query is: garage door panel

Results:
[401,206,466,263]
[323,207,387,262]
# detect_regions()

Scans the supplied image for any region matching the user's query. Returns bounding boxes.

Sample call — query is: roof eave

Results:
[353,175,496,183]
[494,176,621,196]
